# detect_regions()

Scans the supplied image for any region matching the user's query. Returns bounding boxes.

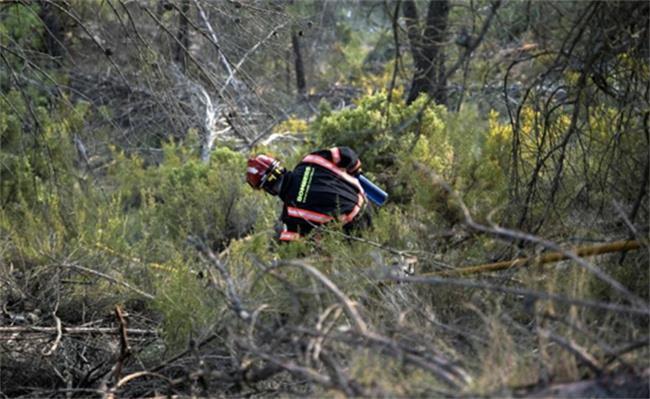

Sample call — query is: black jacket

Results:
[276,147,369,241]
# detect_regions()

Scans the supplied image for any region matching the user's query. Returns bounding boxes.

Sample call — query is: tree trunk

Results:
[38,0,65,67]
[291,29,306,96]
[174,0,191,72]
[403,0,449,105]
[285,49,292,93]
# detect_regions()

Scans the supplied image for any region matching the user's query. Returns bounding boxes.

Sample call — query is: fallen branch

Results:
[41,312,62,356]
[189,236,249,320]
[113,305,130,383]
[0,326,155,337]
[539,328,602,374]
[273,260,369,335]
[116,371,174,389]
[60,262,155,300]
[431,240,642,277]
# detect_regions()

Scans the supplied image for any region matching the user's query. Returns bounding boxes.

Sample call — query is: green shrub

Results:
[309,92,510,232]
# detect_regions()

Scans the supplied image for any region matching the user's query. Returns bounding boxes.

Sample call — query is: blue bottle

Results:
[358,175,388,206]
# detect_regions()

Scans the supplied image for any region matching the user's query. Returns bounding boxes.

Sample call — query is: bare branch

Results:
[218,20,290,98]
[191,0,235,77]
[272,260,369,335]
[59,262,154,300]
[41,312,62,356]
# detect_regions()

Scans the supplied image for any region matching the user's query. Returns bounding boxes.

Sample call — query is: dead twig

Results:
[60,262,154,300]
[308,305,342,362]
[0,326,155,336]
[272,260,369,335]
[190,0,234,77]
[41,312,62,356]
[116,371,173,389]
[218,21,289,98]
[189,236,250,320]
[538,328,602,374]
[113,305,130,383]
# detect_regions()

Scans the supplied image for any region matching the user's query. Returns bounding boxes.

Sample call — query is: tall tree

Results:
[37,0,65,67]
[291,28,306,96]
[174,0,191,72]
[403,0,449,105]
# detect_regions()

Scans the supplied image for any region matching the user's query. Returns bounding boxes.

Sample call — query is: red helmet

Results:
[246,154,284,192]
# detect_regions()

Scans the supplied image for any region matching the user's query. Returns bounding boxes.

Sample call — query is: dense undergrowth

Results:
[1,3,648,395]
[1,88,647,396]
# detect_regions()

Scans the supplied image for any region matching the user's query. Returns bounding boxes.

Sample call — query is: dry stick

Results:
[100,307,134,398]
[319,352,363,397]
[539,328,602,374]
[116,371,173,390]
[167,362,285,388]
[113,305,130,383]
[190,0,234,76]
[613,201,640,239]
[296,323,469,389]
[309,305,342,362]
[430,240,642,277]
[604,339,650,367]
[401,351,466,387]
[540,312,633,370]
[613,199,646,265]
[0,326,154,336]
[190,237,249,319]
[275,260,369,335]
[248,304,270,348]
[223,111,252,146]
[41,313,62,356]
[217,20,289,99]
[150,333,219,373]
[60,262,155,300]
[192,250,464,391]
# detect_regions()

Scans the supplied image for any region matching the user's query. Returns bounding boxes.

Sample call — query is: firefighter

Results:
[246,147,372,241]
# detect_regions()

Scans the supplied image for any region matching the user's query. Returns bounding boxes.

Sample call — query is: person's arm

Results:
[275,208,314,241]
